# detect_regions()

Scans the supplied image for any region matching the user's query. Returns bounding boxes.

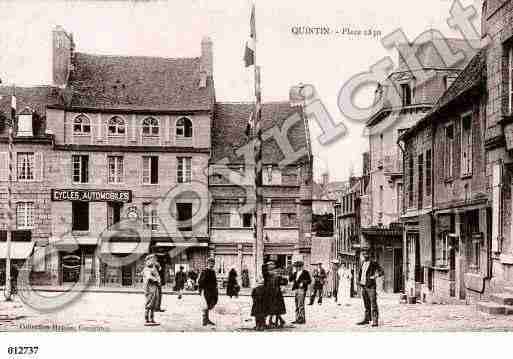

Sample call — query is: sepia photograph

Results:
[0,0,512,353]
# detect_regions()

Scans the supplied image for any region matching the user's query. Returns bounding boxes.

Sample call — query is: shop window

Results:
[176,203,192,232]
[107,156,124,184]
[17,152,35,181]
[72,201,89,231]
[425,149,432,197]
[461,113,473,176]
[72,155,89,183]
[176,117,192,138]
[73,115,91,134]
[142,156,158,184]
[177,157,192,183]
[107,202,122,227]
[142,117,159,136]
[143,203,159,231]
[242,213,252,228]
[436,231,449,267]
[16,202,34,229]
[443,124,454,179]
[108,116,126,135]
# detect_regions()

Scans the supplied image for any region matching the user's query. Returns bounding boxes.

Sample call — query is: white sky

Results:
[0,0,481,182]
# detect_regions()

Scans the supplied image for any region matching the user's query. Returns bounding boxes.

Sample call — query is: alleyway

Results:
[1,292,513,332]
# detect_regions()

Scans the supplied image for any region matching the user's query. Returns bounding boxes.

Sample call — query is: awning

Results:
[100,241,150,254]
[0,242,35,259]
[154,242,208,248]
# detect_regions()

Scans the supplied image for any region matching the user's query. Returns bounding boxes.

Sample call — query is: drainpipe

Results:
[397,135,407,294]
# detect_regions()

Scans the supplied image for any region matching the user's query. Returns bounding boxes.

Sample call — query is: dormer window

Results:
[73,115,91,134]
[401,83,412,106]
[108,116,125,135]
[176,117,192,138]
[17,107,33,137]
[142,117,159,136]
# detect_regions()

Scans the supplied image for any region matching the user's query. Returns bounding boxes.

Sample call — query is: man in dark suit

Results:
[289,260,311,324]
[356,248,384,327]
[309,263,327,305]
[198,257,218,326]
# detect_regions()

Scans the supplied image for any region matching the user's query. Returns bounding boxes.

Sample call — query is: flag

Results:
[243,4,256,67]
[245,110,254,137]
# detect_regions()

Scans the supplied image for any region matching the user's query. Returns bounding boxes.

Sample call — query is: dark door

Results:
[393,248,403,293]
[122,265,133,286]
[62,254,81,283]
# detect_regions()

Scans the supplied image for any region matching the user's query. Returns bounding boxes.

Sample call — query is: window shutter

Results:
[0,152,7,181]
[419,213,433,266]
[491,162,502,253]
[35,152,44,182]
[32,245,46,272]
[479,208,491,278]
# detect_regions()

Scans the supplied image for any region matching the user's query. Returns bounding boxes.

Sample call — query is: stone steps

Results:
[476,301,507,315]
[490,293,513,306]
[477,286,513,315]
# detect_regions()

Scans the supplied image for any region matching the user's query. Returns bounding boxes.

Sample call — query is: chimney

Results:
[321,172,329,187]
[199,36,213,88]
[52,25,74,87]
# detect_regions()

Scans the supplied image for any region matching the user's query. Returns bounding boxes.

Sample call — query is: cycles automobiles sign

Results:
[51,189,132,203]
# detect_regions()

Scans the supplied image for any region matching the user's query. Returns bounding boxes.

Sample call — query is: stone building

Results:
[399,49,488,303]
[363,38,478,293]
[209,102,313,286]
[1,26,216,287]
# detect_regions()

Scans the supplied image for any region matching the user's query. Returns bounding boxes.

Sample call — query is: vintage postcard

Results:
[0,0,511,345]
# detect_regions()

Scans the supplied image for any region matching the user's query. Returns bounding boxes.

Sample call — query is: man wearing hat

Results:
[142,254,161,326]
[309,262,327,305]
[289,260,311,324]
[356,247,384,327]
[198,257,218,326]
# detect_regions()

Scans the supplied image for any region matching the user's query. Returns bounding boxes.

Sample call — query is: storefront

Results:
[0,241,35,286]
[99,240,149,287]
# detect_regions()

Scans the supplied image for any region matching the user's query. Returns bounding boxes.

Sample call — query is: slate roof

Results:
[400,48,486,141]
[211,102,310,164]
[67,52,215,111]
[0,86,62,116]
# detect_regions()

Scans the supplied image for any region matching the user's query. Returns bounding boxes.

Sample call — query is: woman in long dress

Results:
[143,255,161,325]
[336,264,351,306]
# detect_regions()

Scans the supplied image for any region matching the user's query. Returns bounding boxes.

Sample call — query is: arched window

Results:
[176,117,192,138]
[73,115,91,134]
[108,116,125,135]
[142,117,159,136]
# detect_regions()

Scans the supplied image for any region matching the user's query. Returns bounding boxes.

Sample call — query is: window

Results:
[73,115,91,134]
[176,203,192,232]
[142,117,159,136]
[281,212,298,227]
[142,156,158,184]
[264,166,273,185]
[397,183,403,215]
[408,156,414,208]
[401,83,412,106]
[461,114,473,176]
[212,212,230,227]
[107,202,122,227]
[72,155,89,183]
[379,185,384,223]
[508,45,513,115]
[176,117,192,138]
[16,202,34,229]
[418,154,423,209]
[177,157,192,183]
[72,201,89,231]
[443,76,448,91]
[242,213,252,227]
[108,116,126,135]
[444,124,454,179]
[17,152,35,181]
[108,156,124,184]
[436,232,449,267]
[464,210,480,272]
[425,149,432,197]
[143,203,159,231]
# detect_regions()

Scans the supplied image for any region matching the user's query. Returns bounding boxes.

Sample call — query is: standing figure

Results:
[356,248,384,327]
[154,258,165,312]
[266,261,287,328]
[251,267,267,331]
[309,263,327,305]
[289,260,311,325]
[336,263,352,306]
[226,268,240,298]
[198,257,218,326]
[174,265,187,300]
[241,267,250,288]
[142,255,161,326]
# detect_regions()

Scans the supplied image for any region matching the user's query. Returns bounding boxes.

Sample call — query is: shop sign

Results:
[51,189,132,203]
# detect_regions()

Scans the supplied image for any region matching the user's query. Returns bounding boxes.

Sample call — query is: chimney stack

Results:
[199,36,213,88]
[52,25,74,87]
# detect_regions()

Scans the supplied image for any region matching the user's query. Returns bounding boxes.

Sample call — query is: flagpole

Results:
[4,84,15,301]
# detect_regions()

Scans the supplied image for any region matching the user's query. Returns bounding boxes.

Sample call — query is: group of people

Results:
[142,247,384,329]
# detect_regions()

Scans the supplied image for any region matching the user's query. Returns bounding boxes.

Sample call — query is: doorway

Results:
[393,247,403,293]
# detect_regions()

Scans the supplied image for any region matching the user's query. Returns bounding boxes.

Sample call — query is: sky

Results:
[0,0,482,182]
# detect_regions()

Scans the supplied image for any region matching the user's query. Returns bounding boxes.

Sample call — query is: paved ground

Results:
[1,291,513,332]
